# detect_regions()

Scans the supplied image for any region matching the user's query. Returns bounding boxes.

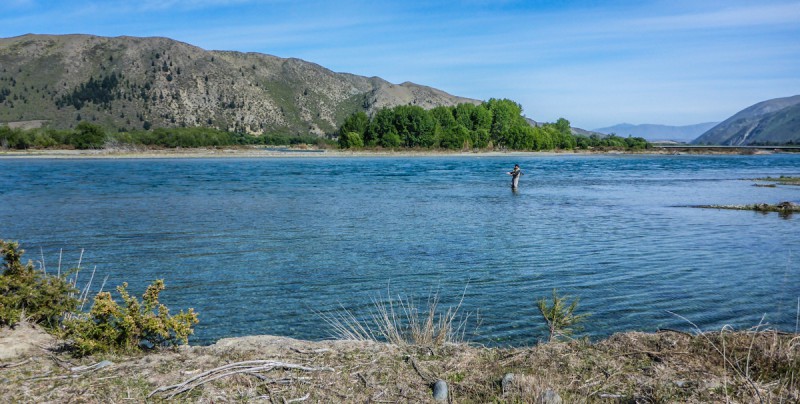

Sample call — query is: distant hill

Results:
[692,95,800,145]
[570,126,605,137]
[593,122,718,143]
[0,34,478,135]
[525,117,602,137]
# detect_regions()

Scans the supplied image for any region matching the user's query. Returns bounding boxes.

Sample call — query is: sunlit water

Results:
[1,154,799,345]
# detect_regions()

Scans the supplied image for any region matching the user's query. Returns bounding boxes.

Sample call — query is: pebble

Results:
[501,373,514,393]
[541,388,562,404]
[432,379,448,401]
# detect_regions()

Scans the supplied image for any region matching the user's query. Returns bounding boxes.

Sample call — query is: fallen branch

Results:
[405,355,432,383]
[70,360,113,373]
[0,358,31,369]
[284,392,310,403]
[148,360,333,399]
[290,347,331,355]
[616,350,691,357]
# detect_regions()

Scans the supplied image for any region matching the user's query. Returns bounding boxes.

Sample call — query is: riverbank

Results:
[0,145,786,159]
[0,146,626,159]
[1,322,797,402]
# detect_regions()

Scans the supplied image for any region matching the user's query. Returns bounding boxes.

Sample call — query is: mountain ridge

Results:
[593,122,719,143]
[692,95,800,145]
[0,34,479,135]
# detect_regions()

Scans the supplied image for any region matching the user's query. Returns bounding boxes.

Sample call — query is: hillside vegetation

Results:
[2,103,650,151]
[0,34,477,136]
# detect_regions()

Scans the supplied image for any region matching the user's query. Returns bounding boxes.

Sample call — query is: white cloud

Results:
[630,2,800,31]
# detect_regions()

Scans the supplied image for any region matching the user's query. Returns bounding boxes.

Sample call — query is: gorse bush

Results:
[1,239,199,356]
[0,240,79,329]
[62,280,199,355]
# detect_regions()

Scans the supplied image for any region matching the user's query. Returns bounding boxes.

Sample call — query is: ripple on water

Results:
[0,155,798,345]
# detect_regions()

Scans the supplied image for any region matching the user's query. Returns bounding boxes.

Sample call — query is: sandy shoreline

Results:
[0,147,576,159]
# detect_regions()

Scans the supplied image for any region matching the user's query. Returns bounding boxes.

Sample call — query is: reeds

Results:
[35,247,107,320]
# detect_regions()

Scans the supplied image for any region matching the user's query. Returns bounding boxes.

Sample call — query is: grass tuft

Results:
[320,286,475,348]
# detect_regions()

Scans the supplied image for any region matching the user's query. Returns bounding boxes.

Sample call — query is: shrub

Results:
[338,131,364,148]
[62,279,199,355]
[69,122,107,149]
[537,288,589,342]
[0,240,79,328]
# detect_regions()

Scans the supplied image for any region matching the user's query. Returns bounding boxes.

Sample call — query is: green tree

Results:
[339,111,369,138]
[486,98,528,148]
[366,108,398,147]
[533,125,556,150]
[69,122,107,149]
[440,124,471,150]
[554,118,571,137]
[430,106,457,132]
[471,104,493,135]
[453,103,477,131]
[393,105,438,148]
[624,136,649,150]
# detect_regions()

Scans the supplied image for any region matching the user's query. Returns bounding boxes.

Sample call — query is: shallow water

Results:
[1,154,799,345]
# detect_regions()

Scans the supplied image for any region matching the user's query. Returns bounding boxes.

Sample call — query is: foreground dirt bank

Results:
[1,323,797,402]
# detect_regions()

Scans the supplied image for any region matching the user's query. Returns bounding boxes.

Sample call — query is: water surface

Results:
[1,154,798,345]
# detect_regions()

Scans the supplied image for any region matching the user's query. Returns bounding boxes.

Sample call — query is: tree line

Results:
[1,99,649,151]
[339,99,649,151]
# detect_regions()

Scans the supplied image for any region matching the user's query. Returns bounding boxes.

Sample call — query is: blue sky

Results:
[1,0,799,129]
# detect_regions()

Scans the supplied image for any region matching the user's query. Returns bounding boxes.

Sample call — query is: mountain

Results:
[570,126,605,137]
[692,95,800,145]
[0,34,478,135]
[593,122,718,143]
[524,117,602,137]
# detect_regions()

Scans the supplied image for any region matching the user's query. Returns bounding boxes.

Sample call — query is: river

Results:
[1,153,798,345]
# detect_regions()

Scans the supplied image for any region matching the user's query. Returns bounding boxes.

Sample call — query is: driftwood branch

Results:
[0,358,31,369]
[148,360,333,399]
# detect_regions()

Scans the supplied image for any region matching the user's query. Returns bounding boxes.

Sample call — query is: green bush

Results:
[69,122,107,149]
[0,240,79,329]
[537,288,589,342]
[338,131,364,148]
[62,279,199,355]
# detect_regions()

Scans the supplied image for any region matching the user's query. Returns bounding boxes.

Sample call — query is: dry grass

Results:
[1,324,798,402]
[319,287,474,349]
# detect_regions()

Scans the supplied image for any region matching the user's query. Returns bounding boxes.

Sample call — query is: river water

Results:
[1,154,799,345]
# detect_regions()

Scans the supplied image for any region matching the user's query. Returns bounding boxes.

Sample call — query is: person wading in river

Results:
[507,164,522,189]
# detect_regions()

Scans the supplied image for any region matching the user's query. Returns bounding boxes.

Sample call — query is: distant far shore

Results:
[1,145,792,159]
[0,147,594,159]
